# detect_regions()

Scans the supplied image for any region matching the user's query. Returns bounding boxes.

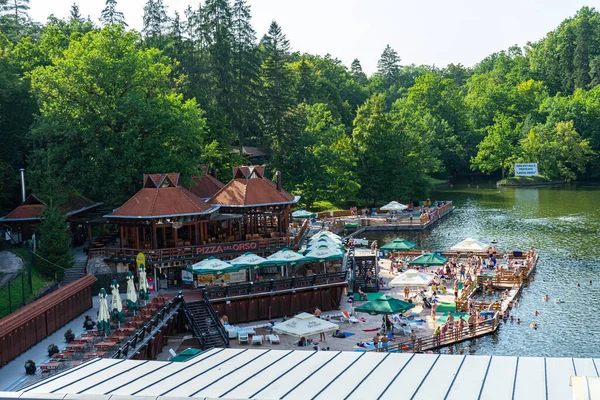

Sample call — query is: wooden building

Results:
[0,193,103,246]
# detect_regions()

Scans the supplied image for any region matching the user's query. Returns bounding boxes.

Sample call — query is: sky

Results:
[28,0,600,74]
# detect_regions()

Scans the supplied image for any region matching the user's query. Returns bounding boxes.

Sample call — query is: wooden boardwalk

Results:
[373,313,502,353]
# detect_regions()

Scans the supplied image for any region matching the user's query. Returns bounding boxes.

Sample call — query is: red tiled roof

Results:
[107,186,215,218]
[209,166,297,207]
[1,194,102,221]
[189,175,225,199]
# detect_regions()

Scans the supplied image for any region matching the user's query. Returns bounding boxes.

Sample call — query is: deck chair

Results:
[266,334,280,344]
[343,311,359,324]
[238,331,249,344]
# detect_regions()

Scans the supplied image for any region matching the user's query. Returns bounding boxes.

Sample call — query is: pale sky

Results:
[29,0,600,74]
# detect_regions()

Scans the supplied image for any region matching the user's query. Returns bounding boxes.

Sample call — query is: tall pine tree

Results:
[142,0,168,47]
[0,0,30,40]
[100,0,126,26]
[377,44,401,89]
[573,10,592,89]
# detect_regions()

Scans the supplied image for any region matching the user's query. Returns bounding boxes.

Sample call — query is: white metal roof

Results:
[3,348,599,400]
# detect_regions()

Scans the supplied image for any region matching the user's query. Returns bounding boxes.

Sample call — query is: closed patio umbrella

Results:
[409,252,448,266]
[126,272,139,313]
[354,294,415,315]
[110,279,124,326]
[380,238,417,251]
[97,288,111,335]
[139,265,150,302]
[273,312,339,337]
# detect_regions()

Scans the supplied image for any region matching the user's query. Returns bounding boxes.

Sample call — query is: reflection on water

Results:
[361,181,600,357]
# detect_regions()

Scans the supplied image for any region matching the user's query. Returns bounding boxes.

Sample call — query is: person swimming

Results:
[534,311,541,316]
[530,322,538,329]
[556,298,564,303]
[516,318,521,324]
[543,294,549,301]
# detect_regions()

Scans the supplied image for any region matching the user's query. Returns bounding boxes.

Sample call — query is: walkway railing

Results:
[374,313,501,353]
[201,294,229,347]
[112,297,181,359]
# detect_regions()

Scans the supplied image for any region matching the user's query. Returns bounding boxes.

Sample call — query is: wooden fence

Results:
[0,275,97,367]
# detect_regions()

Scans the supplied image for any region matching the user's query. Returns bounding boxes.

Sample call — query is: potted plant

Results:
[24,359,36,375]
[47,344,59,357]
[64,329,75,343]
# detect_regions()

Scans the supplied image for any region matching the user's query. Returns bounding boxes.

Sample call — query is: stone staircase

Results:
[184,299,229,349]
[61,259,86,286]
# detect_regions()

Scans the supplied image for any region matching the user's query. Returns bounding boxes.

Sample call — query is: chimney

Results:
[212,168,218,179]
[276,171,282,191]
[19,168,26,203]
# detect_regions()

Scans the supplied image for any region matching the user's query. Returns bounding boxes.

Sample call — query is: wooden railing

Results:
[374,312,501,353]
[477,273,525,288]
[112,297,180,359]
[89,236,298,263]
[294,219,309,246]
[202,271,348,300]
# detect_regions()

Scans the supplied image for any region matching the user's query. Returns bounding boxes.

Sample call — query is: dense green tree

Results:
[36,202,74,281]
[377,44,400,89]
[260,20,294,146]
[0,0,30,40]
[26,25,213,205]
[100,0,126,26]
[472,114,522,177]
[350,58,367,85]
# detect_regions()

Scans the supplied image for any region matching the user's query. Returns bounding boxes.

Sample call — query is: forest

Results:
[1,0,600,212]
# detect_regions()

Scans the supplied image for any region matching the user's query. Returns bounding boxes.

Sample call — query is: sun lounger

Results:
[238,331,249,344]
[342,311,359,324]
[251,335,264,345]
[266,334,280,344]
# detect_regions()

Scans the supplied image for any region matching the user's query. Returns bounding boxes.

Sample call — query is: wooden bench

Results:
[40,362,61,374]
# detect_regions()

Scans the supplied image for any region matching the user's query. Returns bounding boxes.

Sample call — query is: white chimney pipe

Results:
[19,168,26,203]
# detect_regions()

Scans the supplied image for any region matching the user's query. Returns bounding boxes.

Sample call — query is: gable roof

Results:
[106,173,217,219]
[189,175,225,199]
[209,166,299,208]
[1,194,103,222]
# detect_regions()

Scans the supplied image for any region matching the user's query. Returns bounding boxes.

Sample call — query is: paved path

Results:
[0,296,100,391]
[0,251,23,287]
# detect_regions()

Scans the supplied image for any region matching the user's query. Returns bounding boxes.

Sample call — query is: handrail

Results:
[201,291,229,347]
[181,298,206,349]
[112,297,180,359]
[373,312,501,353]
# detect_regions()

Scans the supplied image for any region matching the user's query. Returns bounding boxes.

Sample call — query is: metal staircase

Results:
[183,297,229,350]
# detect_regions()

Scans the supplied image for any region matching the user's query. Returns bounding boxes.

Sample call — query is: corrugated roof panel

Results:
[107,348,223,395]
[513,357,546,400]
[445,355,491,400]
[313,352,388,400]
[347,353,414,400]
[479,356,518,400]
[286,351,363,400]
[79,360,170,395]
[574,358,599,377]
[135,348,248,397]
[253,351,338,399]
[192,350,293,399]
[412,355,467,400]
[546,357,575,400]
[25,359,122,394]
[379,353,438,400]
[222,350,314,399]
[51,360,146,394]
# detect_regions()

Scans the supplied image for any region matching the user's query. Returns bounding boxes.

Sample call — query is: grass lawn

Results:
[0,248,54,319]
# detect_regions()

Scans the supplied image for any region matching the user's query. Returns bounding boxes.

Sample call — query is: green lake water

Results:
[361,180,600,357]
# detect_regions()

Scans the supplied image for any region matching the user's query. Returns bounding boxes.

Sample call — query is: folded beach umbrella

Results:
[97,288,111,334]
[110,279,124,322]
[126,272,139,310]
[138,265,150,300]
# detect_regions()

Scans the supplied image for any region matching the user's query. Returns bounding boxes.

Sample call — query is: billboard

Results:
[515,163,538,176]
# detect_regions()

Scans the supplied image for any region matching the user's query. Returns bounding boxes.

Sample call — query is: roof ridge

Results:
[149,187,160,216]
[177,186,211,212]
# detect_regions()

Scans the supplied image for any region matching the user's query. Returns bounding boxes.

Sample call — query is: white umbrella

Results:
[110,279,124,326]
[97,288,110,335]
[450,238,490,253]
[389,269,434,288]
[139,265,150,303]
[126,271,139,313]
[380,201,408,211]
[273,312,339,337]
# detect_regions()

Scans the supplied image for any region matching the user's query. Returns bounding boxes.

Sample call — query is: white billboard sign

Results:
[515,163,538,176]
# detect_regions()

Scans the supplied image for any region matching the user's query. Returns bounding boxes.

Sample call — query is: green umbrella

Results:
[354,294,415,315]
[409,252,448,266]
[170,348,204,362]
[264,248,310,266]
[292,209,317,219]
[187,257,233,275]
[228,252,268,270]
[304,246,344,262]
[312,230,342,241]
[307,237,343,249]
[380,238,417,251]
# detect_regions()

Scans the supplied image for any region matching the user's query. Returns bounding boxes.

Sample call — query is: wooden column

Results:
[152,222,158,249]
[119,226,125,248]
[173,225,178,244]
[162,226,167,247]
[87,224,93,243]
[194,221,200,245]
[135,226,140,249]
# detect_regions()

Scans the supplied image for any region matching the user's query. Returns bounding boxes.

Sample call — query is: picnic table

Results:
[52,351,74,361]
[40,361,61,374]
[83,351,107,360]
[66,343,87,353]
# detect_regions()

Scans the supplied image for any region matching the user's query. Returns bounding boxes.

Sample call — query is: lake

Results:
[361,180,600,357]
